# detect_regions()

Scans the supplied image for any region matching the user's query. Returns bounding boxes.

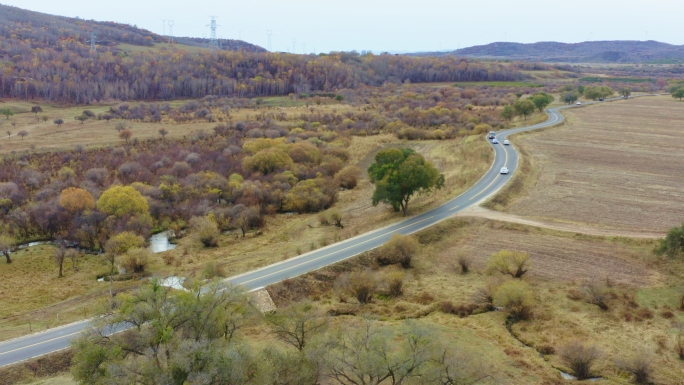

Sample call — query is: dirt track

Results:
[457,205,663,239]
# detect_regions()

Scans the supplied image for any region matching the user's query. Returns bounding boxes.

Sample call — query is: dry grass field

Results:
[267,217,684,384]
[0,98,351,154]
[501,96,684,232]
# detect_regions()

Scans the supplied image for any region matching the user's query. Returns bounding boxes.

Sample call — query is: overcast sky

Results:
[2,0,682,53]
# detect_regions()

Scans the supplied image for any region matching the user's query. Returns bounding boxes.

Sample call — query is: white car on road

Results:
[576,102,582,105]
[503,140,510,145]
[492,138,499,144]
[500,167,509,174]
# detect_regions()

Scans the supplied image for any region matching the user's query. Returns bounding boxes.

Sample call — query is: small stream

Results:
[504,317,602,381]
[13,231,177,254]
[148,231,177,253]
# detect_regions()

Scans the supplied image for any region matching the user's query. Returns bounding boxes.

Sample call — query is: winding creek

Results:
[12,231,177,254]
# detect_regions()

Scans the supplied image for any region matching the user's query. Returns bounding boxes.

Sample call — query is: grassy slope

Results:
[268,217,684,384]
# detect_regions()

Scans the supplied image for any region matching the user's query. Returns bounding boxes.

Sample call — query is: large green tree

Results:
[584,86,614,100]
[513,99,535,120]
[500,105,515,121]
[563,92,579,104]
[0,108,14,119]
[368,148,445,215]
[656,223,684,259]
[530,92,554,112]
[672,88,684,101]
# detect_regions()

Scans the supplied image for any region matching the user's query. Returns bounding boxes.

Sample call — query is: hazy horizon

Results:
[1,0,682,53]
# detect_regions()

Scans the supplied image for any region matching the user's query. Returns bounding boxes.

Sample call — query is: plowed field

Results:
[436,219,660,285]
[506,96,684,232]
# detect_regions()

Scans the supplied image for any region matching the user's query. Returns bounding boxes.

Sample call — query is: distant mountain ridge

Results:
[418,41,684,63]
[0,3,265,52]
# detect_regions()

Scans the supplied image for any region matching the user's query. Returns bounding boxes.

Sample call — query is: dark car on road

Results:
[488,131,496,139]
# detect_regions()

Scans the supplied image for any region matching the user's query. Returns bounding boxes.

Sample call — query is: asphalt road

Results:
[0,97,641,367]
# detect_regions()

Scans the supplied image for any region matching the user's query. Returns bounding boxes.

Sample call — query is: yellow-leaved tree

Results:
[97,185,149,217]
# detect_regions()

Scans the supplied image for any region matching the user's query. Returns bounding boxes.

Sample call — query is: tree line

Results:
[0,36,526,103]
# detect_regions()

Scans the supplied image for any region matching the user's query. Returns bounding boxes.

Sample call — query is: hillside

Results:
[0,3,265,52]
[421,40,684,63]
[0,6,527,104]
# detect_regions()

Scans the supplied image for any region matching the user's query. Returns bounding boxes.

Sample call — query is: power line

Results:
[207,16,219,52]
[167,20,175,44]
[89,32,98,52]
[267,30,273,51]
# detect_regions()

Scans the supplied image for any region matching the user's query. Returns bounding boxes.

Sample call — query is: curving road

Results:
[0,97,641,367]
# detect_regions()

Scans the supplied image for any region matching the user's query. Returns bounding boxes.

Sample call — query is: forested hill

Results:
[420,41,684,63]
[0,4,265,52]
[0,5,527,104]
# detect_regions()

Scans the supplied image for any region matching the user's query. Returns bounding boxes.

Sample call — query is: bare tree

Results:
[616,350,652,385]
[5,130,10,138]
[583,281,609,310]
[337,270,378,304]
[158,128,168,139]
[69,250,83,272]
[430,346,496,385]
[18,130,28,140]
[54,242,68,278]
[324,320,435,385]
[115,122,128,132]
[0,235,14,264]
[560,342,601,380]
[267,300,328,351]
[458,254,472,274]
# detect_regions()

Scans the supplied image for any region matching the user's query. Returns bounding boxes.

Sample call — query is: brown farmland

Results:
[505,96,684,232]
[432,218,660,286]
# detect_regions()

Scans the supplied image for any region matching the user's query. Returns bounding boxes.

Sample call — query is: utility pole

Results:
[161,19,167,37]
[267,30,273,51]
[208,16,219,52]
[167,20,174,44]
[292,39,296,54]
[302,42,306,54]
[90,32,97,52]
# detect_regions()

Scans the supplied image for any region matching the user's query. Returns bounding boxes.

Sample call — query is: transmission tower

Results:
[207,16,219,51]
[167,21,175,44]
[89,32,97,52]
[302,42,306,54]
[267,30,273,51]
[161,19,167,37]
[292,39,296,54]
